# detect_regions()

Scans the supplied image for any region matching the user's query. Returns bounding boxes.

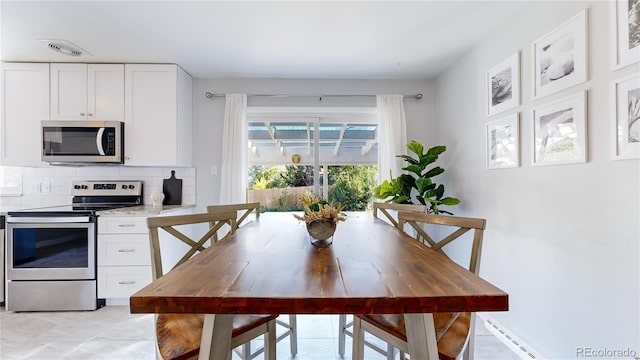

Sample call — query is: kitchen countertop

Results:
[97,204,195,216]
[0,203,195,216]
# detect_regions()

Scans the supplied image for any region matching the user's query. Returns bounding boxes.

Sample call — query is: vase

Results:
[151,190,165,209]
[306,218,336,247]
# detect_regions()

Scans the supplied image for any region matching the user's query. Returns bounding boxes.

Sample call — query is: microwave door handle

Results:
[96,128,106,155]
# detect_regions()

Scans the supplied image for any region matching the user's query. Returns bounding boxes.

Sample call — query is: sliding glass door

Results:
[247,109,378,211]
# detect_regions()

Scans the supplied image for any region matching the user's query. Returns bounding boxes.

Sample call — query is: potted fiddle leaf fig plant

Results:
[374,140,460,215]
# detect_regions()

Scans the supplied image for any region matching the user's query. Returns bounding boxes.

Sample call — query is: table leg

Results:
[404,313,439,360]
[199,314,233,360]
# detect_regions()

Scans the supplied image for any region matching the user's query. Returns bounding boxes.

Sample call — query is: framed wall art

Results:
[611,0,640,69]
[486,113,520,169]
[611,73,640,159]
[486,52,520,116]
[532,91,587,166]
[533,9,588,99]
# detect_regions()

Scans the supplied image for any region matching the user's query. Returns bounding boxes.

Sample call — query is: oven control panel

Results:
[71,181,143,196]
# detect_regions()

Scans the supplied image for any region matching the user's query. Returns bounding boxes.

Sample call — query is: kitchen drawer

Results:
[98,266,152,298]
[98,234,151,266]
[98,217,148,234]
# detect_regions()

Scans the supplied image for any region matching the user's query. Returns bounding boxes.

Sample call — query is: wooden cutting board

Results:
[162,170,182,205]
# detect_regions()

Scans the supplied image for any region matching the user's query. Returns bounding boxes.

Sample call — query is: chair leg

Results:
[265,319,277,360]
[289,314,298,355]
[386,344,395,360]
[463,314,477,360]
[338,314,347,356]
[241,342,250,360]
[351,317,365,360]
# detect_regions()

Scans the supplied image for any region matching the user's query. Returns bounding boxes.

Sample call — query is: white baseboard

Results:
[480,315,544,360]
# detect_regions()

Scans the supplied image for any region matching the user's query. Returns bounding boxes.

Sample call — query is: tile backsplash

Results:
[0,166,196,207]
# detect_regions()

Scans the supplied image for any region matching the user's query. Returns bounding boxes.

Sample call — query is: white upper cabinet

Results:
[1,63,49,166]
[124,64,192,166]
[50,63,124,121]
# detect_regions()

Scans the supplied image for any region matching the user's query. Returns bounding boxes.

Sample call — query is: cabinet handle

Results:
[118,249,136,252]
[118,281,136,285]
[88,113,93,116]
[80,112,85,116]
[117,224,136,227]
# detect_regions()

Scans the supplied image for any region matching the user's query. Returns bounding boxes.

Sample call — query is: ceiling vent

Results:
[39,39,91,57]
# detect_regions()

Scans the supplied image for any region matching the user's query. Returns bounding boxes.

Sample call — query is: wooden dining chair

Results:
[338,202,427,358]
[351,211,487,360]
[147,211,278,360]
[207,202,298,357]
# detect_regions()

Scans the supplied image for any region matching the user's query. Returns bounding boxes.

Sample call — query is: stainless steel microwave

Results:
[41,120,124,164]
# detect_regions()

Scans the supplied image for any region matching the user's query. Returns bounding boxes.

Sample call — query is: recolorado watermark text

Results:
[576,347,637,358]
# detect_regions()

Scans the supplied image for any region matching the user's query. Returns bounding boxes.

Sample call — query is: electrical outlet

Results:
[30,183,41,193]
[41,182,51,193]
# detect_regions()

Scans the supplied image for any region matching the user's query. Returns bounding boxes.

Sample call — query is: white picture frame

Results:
[486,113,520,169]
[611,73,640,159]
[533,9,588,99]
[611,0,640,70]
[532,91,587,166]
[486,52,520,116]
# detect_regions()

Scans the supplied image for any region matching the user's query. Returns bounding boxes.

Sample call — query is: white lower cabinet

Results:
[97,217,152,301]
[98,266,151,299]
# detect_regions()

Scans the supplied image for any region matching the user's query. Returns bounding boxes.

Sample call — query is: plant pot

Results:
[306,218,336,247]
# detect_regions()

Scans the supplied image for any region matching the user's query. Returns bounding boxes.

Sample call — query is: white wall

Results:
[434,1,639,358]
[191,78,434,211]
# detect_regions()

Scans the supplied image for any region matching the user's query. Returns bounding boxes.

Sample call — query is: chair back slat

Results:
[406,221,437,248]
[431,227,471,252]
[160,226,206,251]
[397,211,486,274]
[373,202,426,229]
[207,202,261,230]
[169,221,232,272]
[147,211,237,280]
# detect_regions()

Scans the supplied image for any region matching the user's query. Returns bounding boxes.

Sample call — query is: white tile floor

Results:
[0,305,520,360]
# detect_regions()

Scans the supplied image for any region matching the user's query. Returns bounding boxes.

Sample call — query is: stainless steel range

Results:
[5,180,143,311]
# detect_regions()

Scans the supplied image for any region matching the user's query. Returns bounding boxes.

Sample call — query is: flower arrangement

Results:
[293,191,346,224]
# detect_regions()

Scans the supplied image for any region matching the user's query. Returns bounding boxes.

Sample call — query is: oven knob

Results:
[122,185,127,190]
[128,185,135,189]
[74,185,81,189]
[82,185,88,189]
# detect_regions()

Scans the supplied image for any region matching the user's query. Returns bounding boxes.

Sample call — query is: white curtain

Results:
[219,94,248,204]
[377,94,408,184]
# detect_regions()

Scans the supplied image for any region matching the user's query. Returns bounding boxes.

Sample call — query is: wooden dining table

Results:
[130,212,508,360]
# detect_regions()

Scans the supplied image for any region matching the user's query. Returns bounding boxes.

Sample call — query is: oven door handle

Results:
[7,216,94,223]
